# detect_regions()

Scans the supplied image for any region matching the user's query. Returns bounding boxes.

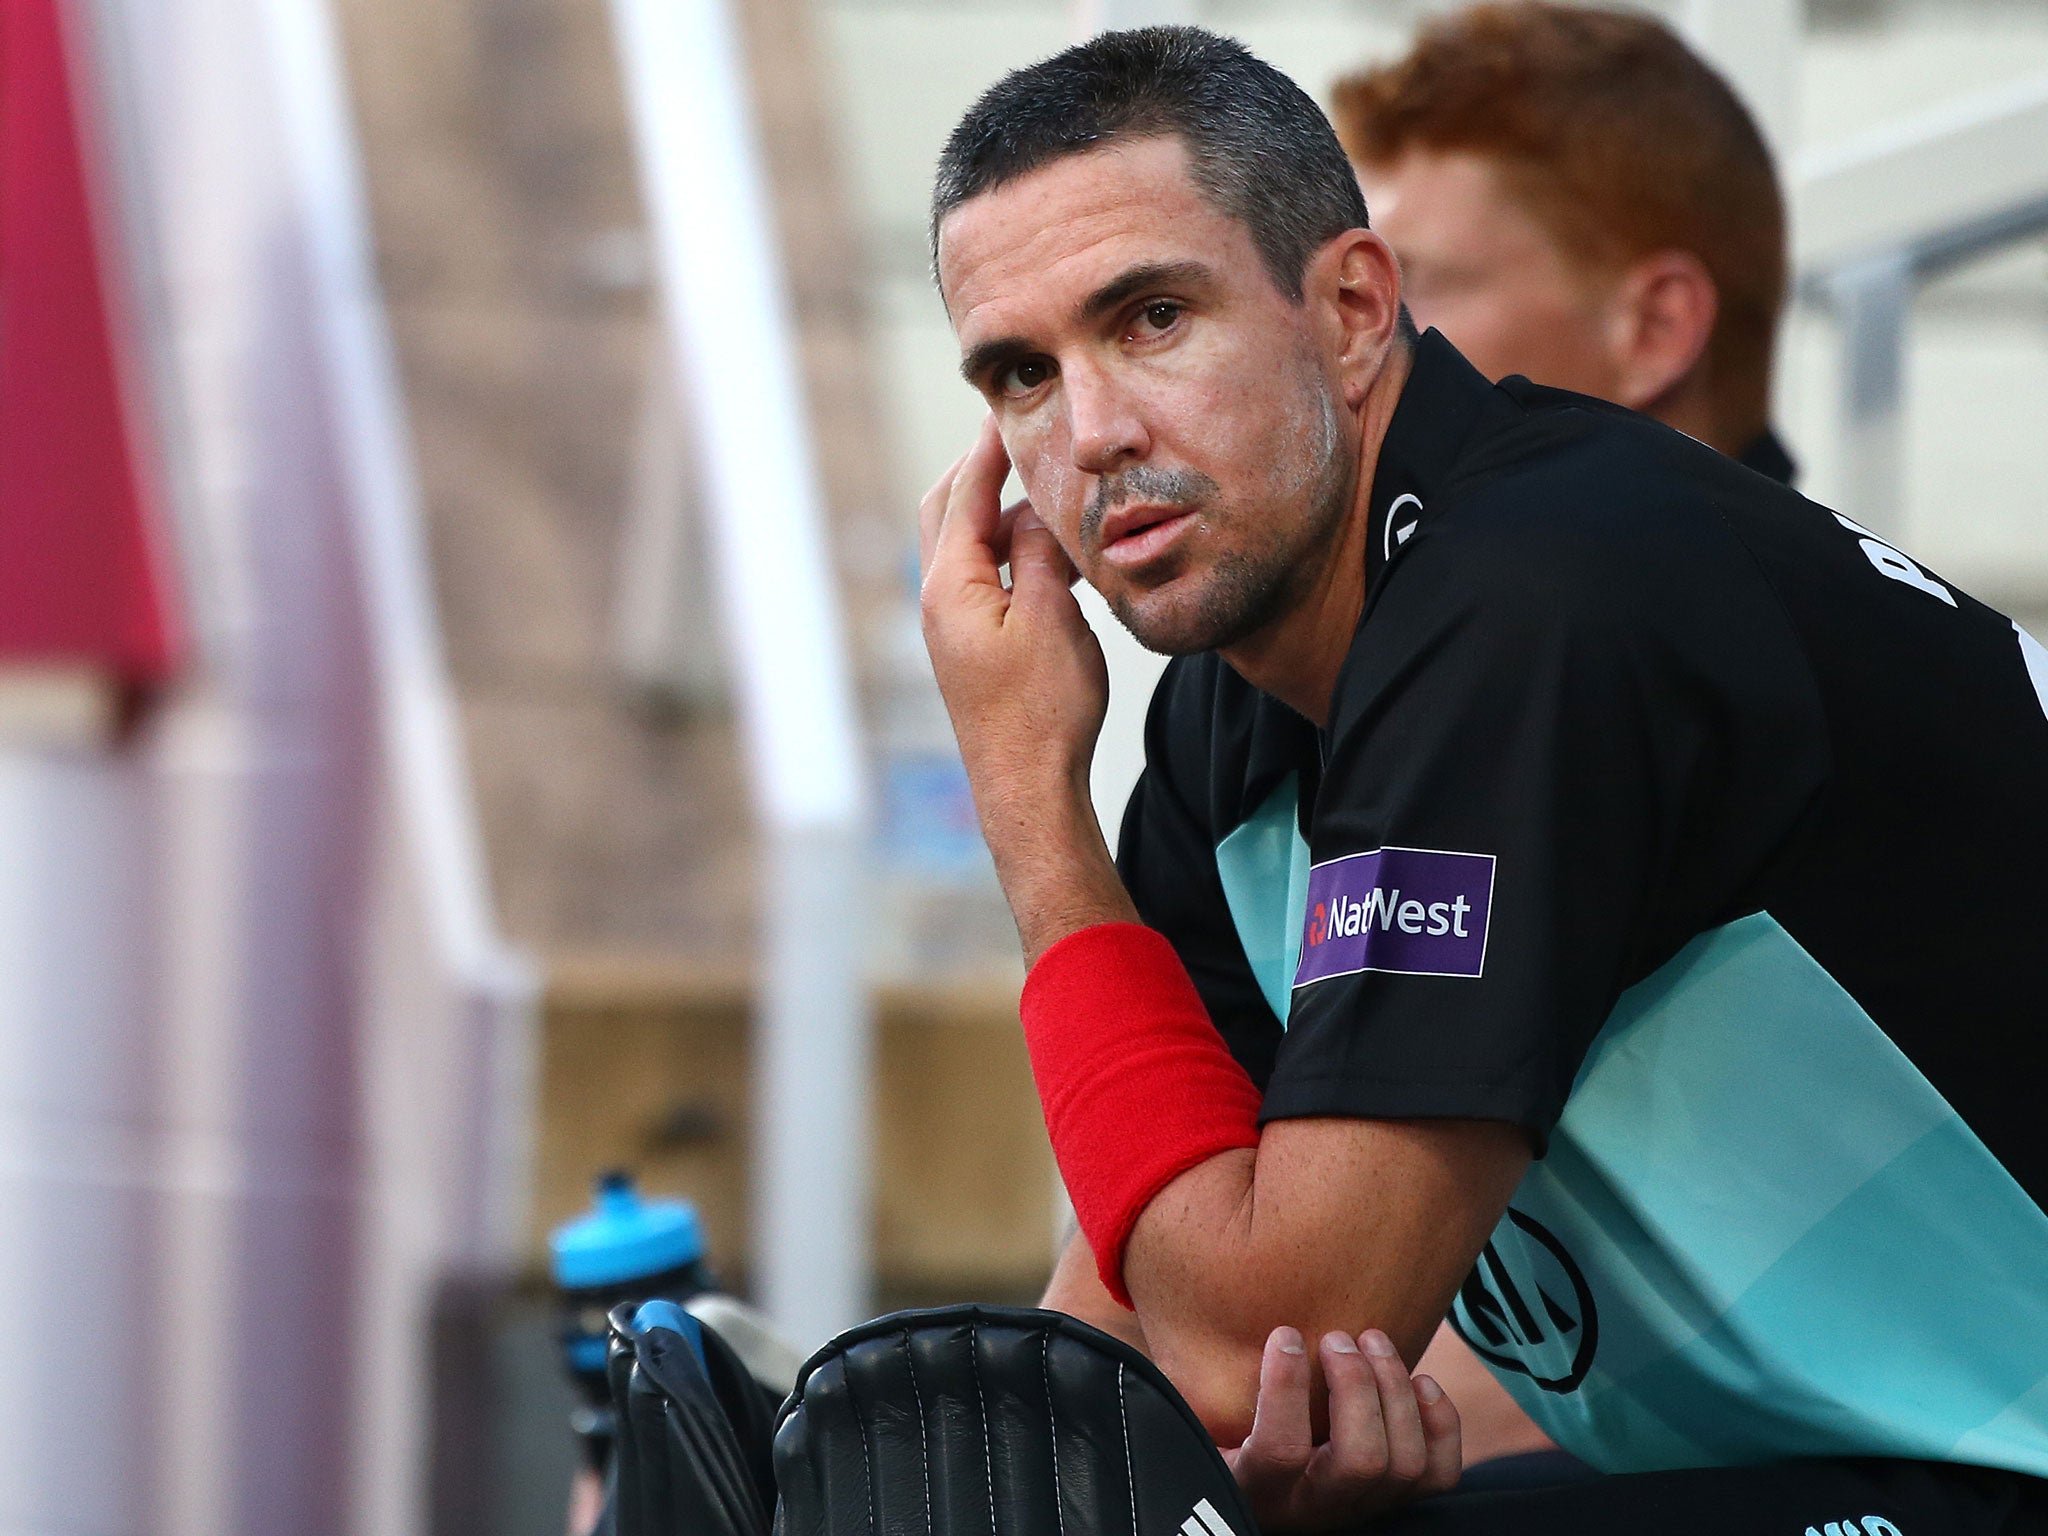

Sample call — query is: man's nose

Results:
[1066,363,1149,475]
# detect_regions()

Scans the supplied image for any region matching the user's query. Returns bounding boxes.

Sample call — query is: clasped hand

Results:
[1226,1326,1461,1531]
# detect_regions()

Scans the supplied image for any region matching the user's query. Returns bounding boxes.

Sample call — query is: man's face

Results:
[1362,147,1625,398]
[936,136,1353,657]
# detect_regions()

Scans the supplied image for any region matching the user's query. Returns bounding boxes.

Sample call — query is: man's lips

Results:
[1098,504,1197,569]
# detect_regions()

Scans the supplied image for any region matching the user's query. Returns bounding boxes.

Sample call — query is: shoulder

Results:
[1334,397,1824,741]
[1396,395,1807,636]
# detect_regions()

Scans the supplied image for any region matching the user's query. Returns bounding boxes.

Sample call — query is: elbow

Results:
[1151,1332,1265,1447]
[1131,1257,1332,1446]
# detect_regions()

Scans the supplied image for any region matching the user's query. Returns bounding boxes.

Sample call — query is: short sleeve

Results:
[1269,503,1827,1143]
[1117,670,1286,1089]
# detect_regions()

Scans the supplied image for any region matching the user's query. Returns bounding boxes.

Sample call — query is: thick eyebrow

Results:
[1072,259,1213,325]
[957,259,1216,387]
[959,334,1033,388]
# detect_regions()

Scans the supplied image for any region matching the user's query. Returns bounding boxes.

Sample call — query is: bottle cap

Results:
[550,1170,706,1290]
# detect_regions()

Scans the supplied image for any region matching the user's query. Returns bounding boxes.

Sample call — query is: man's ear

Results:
[1314,230,1404,409]
[1608,250,1718,414]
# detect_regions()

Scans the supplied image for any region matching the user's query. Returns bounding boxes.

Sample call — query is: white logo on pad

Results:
[1182,1498,1239,1536]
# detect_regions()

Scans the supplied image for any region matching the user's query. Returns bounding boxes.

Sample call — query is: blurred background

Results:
[0,0,2042,1530]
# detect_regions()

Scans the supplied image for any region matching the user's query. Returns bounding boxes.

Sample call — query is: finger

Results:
[991,498,1031,572]
[1314,1330,1389,1485]
[1362,1330,1428,1483]
[1007,505,1079,602]
[1413,1374,1462,1494]
[1006,503,1086,595]
[918,445,974,576]
[927,416,1013,594]
[1228,1327,1313,1498]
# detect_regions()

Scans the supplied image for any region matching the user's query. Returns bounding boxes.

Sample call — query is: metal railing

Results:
[1794,73,2048,542]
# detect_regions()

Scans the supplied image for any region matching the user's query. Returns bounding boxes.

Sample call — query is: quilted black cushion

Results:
[772,1305,1259,1536]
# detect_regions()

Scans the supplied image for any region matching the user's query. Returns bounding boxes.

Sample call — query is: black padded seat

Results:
[772,1305,1260,1536]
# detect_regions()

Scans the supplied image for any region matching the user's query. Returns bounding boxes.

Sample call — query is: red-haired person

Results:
[1333,1,1793,484]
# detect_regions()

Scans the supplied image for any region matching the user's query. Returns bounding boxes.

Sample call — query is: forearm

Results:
[970,763,1136,967]
[1127,1148,1442,1364]
[1120,1123,1525,1443]
[976,779,1522,1440]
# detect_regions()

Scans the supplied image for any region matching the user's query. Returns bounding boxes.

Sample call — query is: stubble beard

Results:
[1104,383,1351,658]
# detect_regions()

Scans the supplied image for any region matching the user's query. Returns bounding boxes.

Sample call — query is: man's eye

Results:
[1136,300,1183,334]
[999,358,1053,396]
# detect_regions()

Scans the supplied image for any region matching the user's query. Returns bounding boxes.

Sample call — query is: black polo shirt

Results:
[1116,330,2048,1477]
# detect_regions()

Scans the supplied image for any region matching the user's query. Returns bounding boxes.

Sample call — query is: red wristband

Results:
[1020,922,1263,1307]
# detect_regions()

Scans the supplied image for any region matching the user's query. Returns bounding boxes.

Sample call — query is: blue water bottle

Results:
[550,1170,714,1470]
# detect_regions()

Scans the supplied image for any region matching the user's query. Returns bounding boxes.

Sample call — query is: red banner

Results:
[0,0,178,686]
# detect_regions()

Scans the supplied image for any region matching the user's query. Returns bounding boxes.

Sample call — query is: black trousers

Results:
[1376,1456,2048,1536]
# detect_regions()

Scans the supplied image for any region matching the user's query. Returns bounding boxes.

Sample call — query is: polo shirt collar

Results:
[1737,427,1798,487]
[1364,329,1516,592]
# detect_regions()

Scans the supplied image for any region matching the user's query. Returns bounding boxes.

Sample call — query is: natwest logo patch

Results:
[1293,846,1495,986]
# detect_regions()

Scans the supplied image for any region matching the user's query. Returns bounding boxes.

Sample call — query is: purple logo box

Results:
[1293,846,1496,987]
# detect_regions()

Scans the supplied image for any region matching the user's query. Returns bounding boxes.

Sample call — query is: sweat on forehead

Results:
[928,24,1370,301]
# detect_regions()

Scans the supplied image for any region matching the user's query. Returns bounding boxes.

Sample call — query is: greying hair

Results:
[931,27,1372,301]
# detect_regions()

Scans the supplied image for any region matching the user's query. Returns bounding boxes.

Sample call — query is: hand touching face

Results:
[919,415,1109,802]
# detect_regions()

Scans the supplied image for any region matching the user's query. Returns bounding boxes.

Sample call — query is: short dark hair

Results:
[931,26,1370,302]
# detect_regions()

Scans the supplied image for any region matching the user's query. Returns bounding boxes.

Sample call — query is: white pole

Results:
[1790,75,2048,552]
[1827,254,1913,544]
[247,5,541,1533]
[613,351,724,709]
[607,0,872,1348]
[1791,73,2048,273]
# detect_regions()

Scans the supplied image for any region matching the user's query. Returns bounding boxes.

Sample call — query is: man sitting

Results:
[920,23,2048,1534]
